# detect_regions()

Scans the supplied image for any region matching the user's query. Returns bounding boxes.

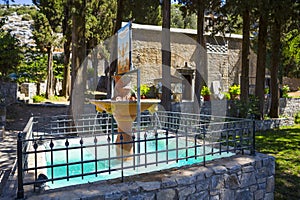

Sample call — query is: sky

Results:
[11,0,33,5]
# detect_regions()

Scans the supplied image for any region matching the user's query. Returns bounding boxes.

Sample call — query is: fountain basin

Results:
[89,99,160,158]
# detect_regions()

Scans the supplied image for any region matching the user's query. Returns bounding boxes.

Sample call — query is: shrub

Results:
[264,87,269,94]
[228,95,260,118]
[133,84,151,97]
[21,14,32,21]
[33,95,45,103]
[140,84,150,96]
[295,112,300,124]
[223,92,231,100]
[200,86,211,96]
[282,85,290,98]
[229,84,240,100]
[229,84,241,95]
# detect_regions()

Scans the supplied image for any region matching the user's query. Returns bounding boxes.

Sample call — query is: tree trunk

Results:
[69,0,86,117]
[62,0,71,99]
[193,0,206,114]
[62,38,71,99]
[108,0,123,98]
[240,8,250,104]
[161,0,171,111]
[91,42,99,90]
[114,0,123,34]
[269,19,281,118]
[45,46,54,99]
[255,14,268,119]
[37,82,41,95]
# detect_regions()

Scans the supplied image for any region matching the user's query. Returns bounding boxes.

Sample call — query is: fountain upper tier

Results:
[89,99,160,159]
[89,99,160,133]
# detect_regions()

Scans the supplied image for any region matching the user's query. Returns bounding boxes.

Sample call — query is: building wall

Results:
[130,25,256,97]
[0,81,17,106]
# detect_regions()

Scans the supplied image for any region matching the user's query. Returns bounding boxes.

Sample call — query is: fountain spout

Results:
[90,99,159,160]
[90,75,159,160]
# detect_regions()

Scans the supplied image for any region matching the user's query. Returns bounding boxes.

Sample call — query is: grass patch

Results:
[48,96,68,102]
[256,124,300,200]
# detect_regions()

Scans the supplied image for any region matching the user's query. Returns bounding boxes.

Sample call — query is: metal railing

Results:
[17,111,255,199]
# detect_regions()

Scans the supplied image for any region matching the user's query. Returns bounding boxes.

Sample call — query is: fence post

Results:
[17,132,24,199]
[251,119,256,155]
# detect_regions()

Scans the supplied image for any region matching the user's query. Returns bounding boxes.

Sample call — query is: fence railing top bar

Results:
[155,111,252,121]
[33,113,108,120]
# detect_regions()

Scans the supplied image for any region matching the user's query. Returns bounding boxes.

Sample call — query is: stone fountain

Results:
[90,74,159,160]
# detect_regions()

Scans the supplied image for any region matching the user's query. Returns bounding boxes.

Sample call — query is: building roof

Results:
[124,22,243,40]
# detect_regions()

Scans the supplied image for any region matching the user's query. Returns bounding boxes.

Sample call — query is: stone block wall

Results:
[26,153,275,200]
[130,25,249,93]
[279,98,300,117]
[172,98,300,130]
[0,81,17,105]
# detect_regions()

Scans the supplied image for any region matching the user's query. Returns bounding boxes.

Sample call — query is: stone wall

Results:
[172,98,300,130]
[26,153,275,200]
[130,24,255,94]
[283,77,300,91]
[0,81,17,106]
[279,98,300,117]
[0,82,17,127]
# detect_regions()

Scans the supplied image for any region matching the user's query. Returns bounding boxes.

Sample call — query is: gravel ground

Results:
[6,102,69,132]
[0,102,69,198]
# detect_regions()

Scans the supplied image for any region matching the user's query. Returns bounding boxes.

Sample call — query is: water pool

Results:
[45,132,234,189]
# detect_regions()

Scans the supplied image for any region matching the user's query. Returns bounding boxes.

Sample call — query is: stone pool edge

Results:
[24,153,275,200]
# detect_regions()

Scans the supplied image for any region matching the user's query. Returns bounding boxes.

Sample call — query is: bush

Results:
[228,95,260,118]
[229,84,241,95]
[133,84,151,97]
[282,85,290,98]
[228,84,240,100]
[223,92,231,100]
[140,84,150,96]
[33,95,45,103]
[21,14,32,21]
[200,86,211,96]
[264,87,269,94]
[295,112,300,124]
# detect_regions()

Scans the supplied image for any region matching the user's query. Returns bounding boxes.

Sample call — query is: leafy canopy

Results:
[0,18,23,79]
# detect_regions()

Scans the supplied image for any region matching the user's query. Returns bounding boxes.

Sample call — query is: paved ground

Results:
[0,102,69,199]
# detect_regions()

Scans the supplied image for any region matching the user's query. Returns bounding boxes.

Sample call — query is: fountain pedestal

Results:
[90,100,159,160]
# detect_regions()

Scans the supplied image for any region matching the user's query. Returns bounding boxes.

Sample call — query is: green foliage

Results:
[32,12,57,51]
[0,5,37,17]
[53,53,64,80]
[140,84,150,96]
[294,112,300,124]
[282,29,300,78]
[222,92,231,100]
[133,84,151,97]
[122,0,160,25]
[264,87,269,94]
[282,85,290,98]
[171,4,196,29]
[85,0,116,44]
[0,18,23,79]
[21,14,32,21]
[33,0,63,33]
[228,95,260,118]
[200,86,211,96]
[33,94,46,103]
[16,6,37,17]
[16,50,47,83]
[229,84,241,95]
